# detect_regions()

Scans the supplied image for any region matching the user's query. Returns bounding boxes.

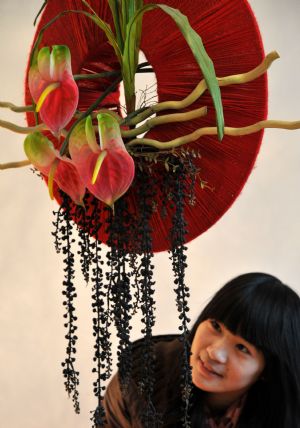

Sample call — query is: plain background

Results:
[0,0,300,426]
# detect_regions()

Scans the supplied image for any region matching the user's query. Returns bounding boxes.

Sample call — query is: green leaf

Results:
[107,0,124,51]
[123,3,224,140]
[81,1,122,64]
[122,3,152,112]
[128,0,137,21]
[122,0,129,36]
[133,0,144,68]
[33,0,48,26]
[135,0,144,9]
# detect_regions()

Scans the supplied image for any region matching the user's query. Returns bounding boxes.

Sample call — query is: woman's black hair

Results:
[189,272,300,428]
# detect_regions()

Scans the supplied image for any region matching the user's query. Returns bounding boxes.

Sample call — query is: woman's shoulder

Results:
[130,334,184,425]
[131,334,183,381]
[132,333,182,356]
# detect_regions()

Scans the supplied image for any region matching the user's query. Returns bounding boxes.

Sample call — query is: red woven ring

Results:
[25,0,267,252]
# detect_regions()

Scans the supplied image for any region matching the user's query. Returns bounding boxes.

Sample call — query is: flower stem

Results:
[73,67,152,81]
[74,70,120,81]
[0,102,34,113]
[0,160,30,170]
[127,120,300,150]
[122,106,207,138]
[0,120,46,134]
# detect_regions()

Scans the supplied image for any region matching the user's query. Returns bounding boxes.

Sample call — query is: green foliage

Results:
[108,0,124,51]
[123,3,224,139]
[31,0,223,135]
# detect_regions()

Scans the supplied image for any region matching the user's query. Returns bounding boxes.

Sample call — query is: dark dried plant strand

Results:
[59,193,80,414]
[106,199,133,394]
[52,204,64,254]
[129,252,142,316]
[75,199,93,284]
[89,199,112,428]
[169,158,193,428]
[134,168,161,427]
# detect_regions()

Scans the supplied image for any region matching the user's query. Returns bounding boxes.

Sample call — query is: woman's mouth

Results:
[197,358,223,378]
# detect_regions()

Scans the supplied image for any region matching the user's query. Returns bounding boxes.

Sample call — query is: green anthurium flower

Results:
[29,45,79,136]
[69,113,135,208]
[24,132,85,205]
[24,132,56,173]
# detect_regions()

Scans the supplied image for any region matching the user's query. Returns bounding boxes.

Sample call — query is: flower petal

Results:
[54,157,86,206]
[69,118,90,160]
[50,45,72,81]
[69,115,135,207]
[48,158,59,200]
[39,74,78,134]
[89,148,135,206]
[37,47,51,81]
[85,115,100,153]
[97,112,124,151]
[28,66,48,105]
[28,45,79,135]
[23,132,56,175]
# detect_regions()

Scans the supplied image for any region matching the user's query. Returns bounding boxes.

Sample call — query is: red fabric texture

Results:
[25,0,267,252]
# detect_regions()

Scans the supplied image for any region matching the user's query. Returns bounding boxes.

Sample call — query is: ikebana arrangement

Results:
[1,0,299,427]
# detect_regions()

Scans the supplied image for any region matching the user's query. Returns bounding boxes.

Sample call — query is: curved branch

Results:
[127,120,300,150]
[0,120,46,134]
[125,51,279,126]
[0,160,31,170]
[0,102,34,113]
[218,51,279,86]
[122,106,208,138]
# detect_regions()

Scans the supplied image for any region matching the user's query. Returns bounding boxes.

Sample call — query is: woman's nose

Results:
[207,343,228,364]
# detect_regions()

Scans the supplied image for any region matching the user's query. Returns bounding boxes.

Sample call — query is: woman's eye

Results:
[210,319,222,332]
[236,343,250,355]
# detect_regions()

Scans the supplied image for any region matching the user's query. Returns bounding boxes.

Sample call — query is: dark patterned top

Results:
[204,395,246,428]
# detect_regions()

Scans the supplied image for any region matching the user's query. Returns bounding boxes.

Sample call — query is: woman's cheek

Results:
[227,356,245,383]
[228,358,256,389]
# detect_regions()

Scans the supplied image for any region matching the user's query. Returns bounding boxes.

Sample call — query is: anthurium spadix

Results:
[29,45,79,135]
[69,113,135,207]
[24,132,85,205]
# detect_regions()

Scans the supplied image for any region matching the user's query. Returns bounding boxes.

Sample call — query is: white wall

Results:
[0,1,299,427]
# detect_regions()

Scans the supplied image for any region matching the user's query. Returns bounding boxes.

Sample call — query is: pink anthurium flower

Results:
[24,132,85,206]
[69,113,135,208]
[28,45,79,135]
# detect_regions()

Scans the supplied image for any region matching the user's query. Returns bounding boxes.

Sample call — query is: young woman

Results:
[103,273,300,427]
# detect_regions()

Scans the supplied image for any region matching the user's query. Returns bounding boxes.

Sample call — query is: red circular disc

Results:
[25,0,267,252]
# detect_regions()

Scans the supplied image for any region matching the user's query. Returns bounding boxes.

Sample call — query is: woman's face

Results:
[190,319,265,408]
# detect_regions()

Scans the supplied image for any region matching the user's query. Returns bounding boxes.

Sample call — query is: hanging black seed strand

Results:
[52,204,64,254]
[112,258,132,391]
[60,192,80,414]
[160,164,174,219]
[169,159,193,428]
[74,198,93,284]
[129,252,142,316]
[135,169,161,427]
[89,200,113,428]
[106,199,133,394]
